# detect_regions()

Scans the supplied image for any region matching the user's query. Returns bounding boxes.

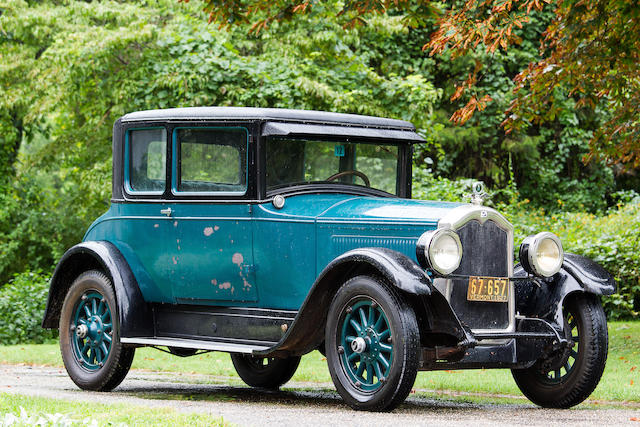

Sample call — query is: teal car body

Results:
[42,107,616,411]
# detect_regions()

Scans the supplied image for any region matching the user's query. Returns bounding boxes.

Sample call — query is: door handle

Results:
[160,207,172,217]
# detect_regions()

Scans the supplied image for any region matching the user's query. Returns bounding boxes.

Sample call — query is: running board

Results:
[120,337,271,354]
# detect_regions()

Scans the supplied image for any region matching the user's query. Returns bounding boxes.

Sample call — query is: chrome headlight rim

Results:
[416,228,463,276]
[519,231,564,277]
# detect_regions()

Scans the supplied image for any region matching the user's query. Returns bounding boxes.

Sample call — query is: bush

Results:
[0,270,57,345]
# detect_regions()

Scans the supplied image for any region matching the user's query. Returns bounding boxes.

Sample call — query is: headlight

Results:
[519,232,564,277]
[416,229,462,275]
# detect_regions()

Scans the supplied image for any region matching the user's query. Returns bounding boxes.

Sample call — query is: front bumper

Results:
[419,316,566,370]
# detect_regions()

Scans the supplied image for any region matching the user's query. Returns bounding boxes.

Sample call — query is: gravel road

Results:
[1,364,638,426]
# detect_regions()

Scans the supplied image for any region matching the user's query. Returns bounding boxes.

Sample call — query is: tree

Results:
[187,0,640,169]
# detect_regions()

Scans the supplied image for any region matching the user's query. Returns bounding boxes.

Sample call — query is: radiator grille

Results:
[449,219,510,330]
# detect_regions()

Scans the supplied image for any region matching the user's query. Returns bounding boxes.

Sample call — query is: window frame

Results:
[124,126,168,196]
[171,126,250,197]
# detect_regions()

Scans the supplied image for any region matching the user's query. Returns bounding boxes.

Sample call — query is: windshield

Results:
[266,137,401,195]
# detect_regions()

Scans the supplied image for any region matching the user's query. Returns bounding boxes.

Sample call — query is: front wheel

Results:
[511,293,608,408]
[230,354,301,389]
[325,275,419,411]
[59,270,135,391]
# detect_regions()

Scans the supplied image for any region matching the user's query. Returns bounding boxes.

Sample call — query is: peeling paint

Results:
[172,256,178,265]
[211,279,217,286]
[203,227,214,236]
[174,221,178,227]
[153,224,159,228]
[214,225,220,231]
[232,253,244,265]
[218,282,231,290]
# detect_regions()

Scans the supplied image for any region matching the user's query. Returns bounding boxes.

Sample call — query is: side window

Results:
[175,127,247,194]
[127,128,166,193]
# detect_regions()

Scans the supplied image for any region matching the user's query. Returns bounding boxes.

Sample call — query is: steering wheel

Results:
[326,170,371,187]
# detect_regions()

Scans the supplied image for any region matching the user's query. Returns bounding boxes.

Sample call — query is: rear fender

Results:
[41,241,153,338]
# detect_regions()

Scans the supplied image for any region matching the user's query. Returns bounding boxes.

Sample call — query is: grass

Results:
[1,322,638,404]
[0,393,229,426]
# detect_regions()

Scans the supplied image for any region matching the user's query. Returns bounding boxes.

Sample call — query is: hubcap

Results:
[71,291,113,371]
[339,299,393,392]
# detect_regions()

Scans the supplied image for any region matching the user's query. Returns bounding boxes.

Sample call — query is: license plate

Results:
[467,276,509,302]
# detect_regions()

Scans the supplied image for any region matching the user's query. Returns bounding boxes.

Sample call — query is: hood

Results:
[316,197,463,225]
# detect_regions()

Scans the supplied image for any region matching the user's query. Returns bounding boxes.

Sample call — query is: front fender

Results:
[514,252,616,327]
[255,248,434,357]
[41,241,153,338]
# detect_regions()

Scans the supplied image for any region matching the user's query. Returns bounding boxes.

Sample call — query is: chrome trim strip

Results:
[437,204,515,334]
[120,337,271,353]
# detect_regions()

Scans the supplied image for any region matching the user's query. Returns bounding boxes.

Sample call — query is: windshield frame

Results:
[258,134,412,200]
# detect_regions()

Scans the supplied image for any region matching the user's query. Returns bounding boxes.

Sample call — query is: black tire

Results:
[511,293,608,408]
[59,270,135,391]
[230,353,301,389]
[325,275,419,412]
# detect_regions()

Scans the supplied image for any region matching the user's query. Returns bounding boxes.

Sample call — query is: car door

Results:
[168,125,258,304]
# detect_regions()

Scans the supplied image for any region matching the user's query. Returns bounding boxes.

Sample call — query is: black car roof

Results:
[120,107,416,130]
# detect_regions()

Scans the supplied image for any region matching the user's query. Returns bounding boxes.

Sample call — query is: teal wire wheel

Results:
[71,290,113,370]
[511,294,608,408]
[340,299,393,392]
[325,275,419,411]
[59,270,135,391]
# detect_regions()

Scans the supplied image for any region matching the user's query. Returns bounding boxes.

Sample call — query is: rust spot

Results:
[153,224,159,228]
[232,253,244,265]
[211,279,217,286]
[214,225,220,231]
[172,256,178,265]
[174,221,178,227]
[218,282,231,290]
[203,227,214,236]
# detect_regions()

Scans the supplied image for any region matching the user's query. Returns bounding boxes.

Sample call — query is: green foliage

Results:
[0,271,57,345]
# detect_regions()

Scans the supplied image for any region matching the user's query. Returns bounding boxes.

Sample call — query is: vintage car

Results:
[42,107,615,411]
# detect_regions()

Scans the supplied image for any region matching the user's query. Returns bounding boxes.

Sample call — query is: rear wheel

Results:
[325,275,419,411]
[59,270,135,391]
[511,293,608,408]
[231,354,301,389]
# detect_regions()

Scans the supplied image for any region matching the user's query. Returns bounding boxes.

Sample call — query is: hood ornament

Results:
[470,181,488,206]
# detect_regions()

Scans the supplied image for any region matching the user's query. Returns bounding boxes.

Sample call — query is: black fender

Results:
[256,247,470,357]
[514,252,616,327]
[41,241,153,338]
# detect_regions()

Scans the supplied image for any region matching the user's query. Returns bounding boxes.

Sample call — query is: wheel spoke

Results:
[564,361,571,372]
[98,300,105,316]
[570,349,578,358]
[81,341,90,356]
[78,318,87,325]
[89,349,96,365]
[358,308,368,328]
[83,305,92,318]
[366,363,374,384]
[356,361,365,377]
[103,333,112,343]
[103,322,112,332]
[91,299,97,315]
[345,335,356,344]
[374,313,385,330]
[378,329,390,341]
[349,319,362,334]
[374,361,383,380]
[379,343,392,353]
[368,305,375,327]
[555,369,561,379]
[102,311,111,322]
[377,353,390,370]
[348,352,360,362]
[95,346,103,363]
